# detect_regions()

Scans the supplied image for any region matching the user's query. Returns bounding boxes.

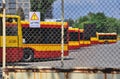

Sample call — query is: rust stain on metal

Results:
[4,67,120,74]
[104,73,107,79]
[64,72,69,79]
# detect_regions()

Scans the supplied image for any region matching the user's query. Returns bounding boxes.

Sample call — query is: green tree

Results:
[73,16,89,28]
[92,13,107,32]
[113,19,120,35]
[16,7,25,20]
[105,17,117,32]
[30,0,56,21]
[73,12,120,34]
[66,18,74,27]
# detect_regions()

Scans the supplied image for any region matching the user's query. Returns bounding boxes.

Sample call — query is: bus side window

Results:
[0,17,2,35]
[6,18,18,36]
[6,18,13,23]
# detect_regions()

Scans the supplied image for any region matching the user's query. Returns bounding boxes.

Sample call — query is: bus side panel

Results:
[0,48,23,62]
[23,44,68,58]
[98,40,105,44]
[69,46,80,50]
[68,28,80,50]
[80,41,91,47]
[79,41,84,47]
[91,41,99,44]
[91,40,99,44]
[34,51,68,58]
[82,41,91,47]
[69,41,80,50]
[90,37,99,45]
[98,40,117,44]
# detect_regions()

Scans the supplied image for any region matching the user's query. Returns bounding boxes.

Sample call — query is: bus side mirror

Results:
[23,38,26,43]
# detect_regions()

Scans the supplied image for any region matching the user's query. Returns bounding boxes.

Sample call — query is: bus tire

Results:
[22,48,34,62]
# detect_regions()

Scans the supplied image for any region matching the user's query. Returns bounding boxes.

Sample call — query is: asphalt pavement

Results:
[0,41,120,78]
[4,41,120,69]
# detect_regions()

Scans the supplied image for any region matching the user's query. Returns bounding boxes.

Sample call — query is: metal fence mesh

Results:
[0,0,120,69]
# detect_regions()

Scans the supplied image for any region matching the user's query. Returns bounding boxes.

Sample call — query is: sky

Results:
[52,0,120,20]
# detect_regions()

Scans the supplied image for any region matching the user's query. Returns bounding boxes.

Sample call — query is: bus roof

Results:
[68,27,79,32]
[97,33,117,35]
[0,14,20,18]
[79,29,84,32]
[21,21,69,28]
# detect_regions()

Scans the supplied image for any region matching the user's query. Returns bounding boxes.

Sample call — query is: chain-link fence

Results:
[1,0,120,71]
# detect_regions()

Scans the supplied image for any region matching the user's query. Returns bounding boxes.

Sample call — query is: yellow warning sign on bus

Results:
[31,12,39,20]
[30,12,40,28]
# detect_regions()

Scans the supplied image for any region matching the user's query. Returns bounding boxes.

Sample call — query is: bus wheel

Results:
[22,48,34,62]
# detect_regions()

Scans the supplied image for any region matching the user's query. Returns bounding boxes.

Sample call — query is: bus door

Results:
[6,18,19,47]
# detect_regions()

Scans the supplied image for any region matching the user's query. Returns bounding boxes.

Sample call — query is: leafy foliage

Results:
[30,0,56,21]
[73,12,120,34]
